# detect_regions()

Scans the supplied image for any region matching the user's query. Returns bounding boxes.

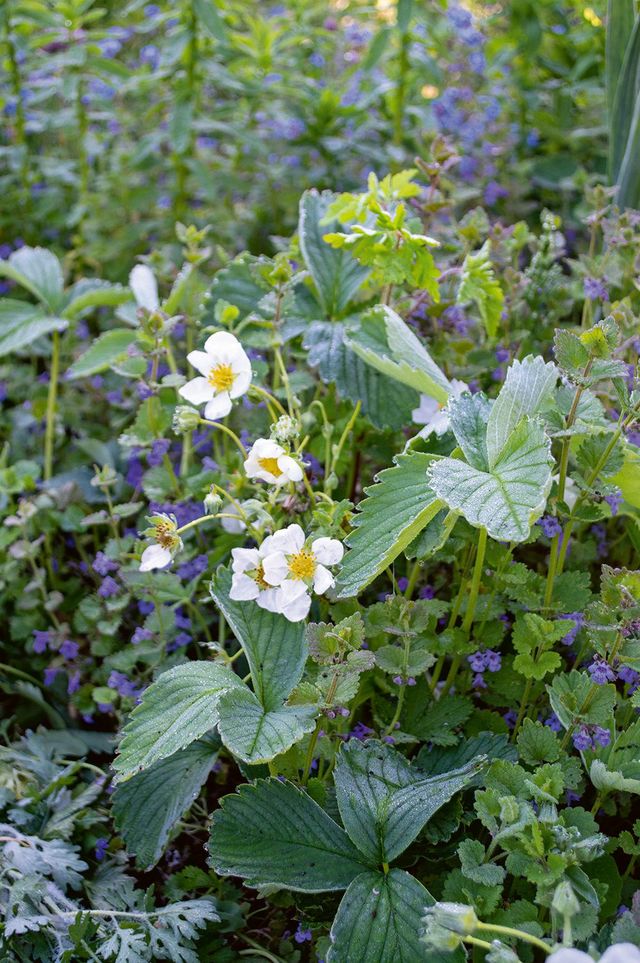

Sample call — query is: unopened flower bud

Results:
[204,490,223,514]
[552,881,580,919]
[427,902,478,936]
[270,414,300,444]
[173,405,201,433]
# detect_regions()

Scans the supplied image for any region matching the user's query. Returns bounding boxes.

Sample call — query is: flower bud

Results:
[552,881,580,919]
[270,414,300,444]
[204,489,223,514]
[426,902,479,936]
[173,405,201,433]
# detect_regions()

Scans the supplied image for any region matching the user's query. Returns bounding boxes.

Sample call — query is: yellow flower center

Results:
[288,549,316,581]
[155,521,176,549]
[258,456,282,477]
[252,564,269,591]
[208,363,235,392]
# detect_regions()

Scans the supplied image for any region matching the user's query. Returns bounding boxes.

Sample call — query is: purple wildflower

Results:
[537,515,562,538]
[60,639,79,660]
[592,726,611,747]
[98,576,120,598]
[588,658,616,685]
[95,837,109,860]
[131,627,153,645]
[572,727,593,751]
[33,630,51,654]
[584,277,609,301]
[604,489,623,515]
[93,551,119,576]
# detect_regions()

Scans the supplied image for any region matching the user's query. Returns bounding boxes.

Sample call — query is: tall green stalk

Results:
[44,330,61,481]
[442,527,488,693]
[3,3,30,210]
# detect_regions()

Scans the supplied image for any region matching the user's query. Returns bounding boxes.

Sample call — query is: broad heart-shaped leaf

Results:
[304,319,418,429]
[112,662,242,783]
[216,687,316,764]
[112,737,219,869]
[333,741,480,865]
[0,299,67,356]
[299,189,369,319]
[335,452,443,599]
[448,391,493,470]
[210,566,306,709]
[345,305,450,402]
[209,778,368,892]
[0,247,64,312]
[485,356,557,467]
[67,329,138,379]
[428,417,553,542]
[328,869,448,963]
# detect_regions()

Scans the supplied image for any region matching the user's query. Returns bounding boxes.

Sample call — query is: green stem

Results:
[200,418,248,458]
[477,921,551,954]
[44,330,61,481]
[442,528,488,694]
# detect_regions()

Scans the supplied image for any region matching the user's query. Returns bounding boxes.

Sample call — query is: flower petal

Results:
[204,393,232,421]
[204,331,243,359]
[262,551,289,585]
[186,350,214,377]
[129,264,159,311]
[229,572,260,601]
[311,536,343,565]
[229,366,252,398]
[257,587,284,613]
[281,589,311,622]
[313,563,335,595]
[139,544,172,571]
[231,547,260,573]
[279,455,303,482]
[179,376,214,405]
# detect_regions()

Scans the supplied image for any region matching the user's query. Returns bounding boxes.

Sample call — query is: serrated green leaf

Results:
[548,670,616,731]
[113,663,242,782]
[336,451,443,598]
[428,417,553,542]
[328,869,441,963]
[216,687,316,764]
[299,190,369,318]
[448,391,492,470]
[458,839,506,886]
[403,692,473,746]
[345,304,450,402]
[304,319,418,429]
[334,740,479,865]
[517,720,561,766]
[210,566,307,709]
[0,300,67,356]
[112,738,219,869]
[415,732,516,777]
[209,778,367,891]
[458,241,504,338]
[485,356,557,467]
[0,246,64,311]
[67,329,138,379]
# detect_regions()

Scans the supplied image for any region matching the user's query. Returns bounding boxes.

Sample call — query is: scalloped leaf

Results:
[428,417,553,542]
[112,662,242,783]
[335,451,443,598]
[209,778,368,891]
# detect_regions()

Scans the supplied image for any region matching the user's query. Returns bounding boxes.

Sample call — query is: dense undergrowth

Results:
[1,2,640,961]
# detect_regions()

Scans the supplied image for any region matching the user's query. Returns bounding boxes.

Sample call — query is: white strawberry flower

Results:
[139,513,183,571]
[244,438,303,486]
[260,524,344,622]
[228,546,282,613]
[178,331,252,421]
[129,264,160,312]
[412,379,468,436]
